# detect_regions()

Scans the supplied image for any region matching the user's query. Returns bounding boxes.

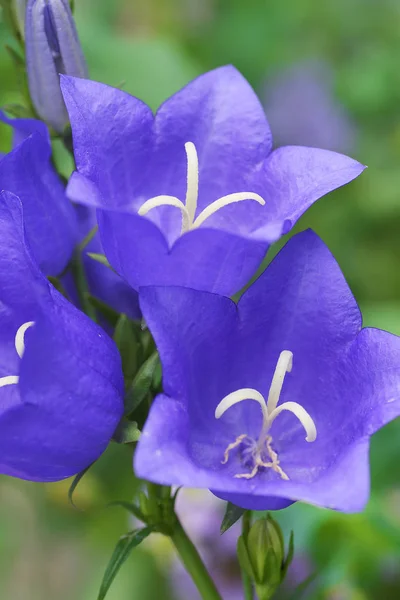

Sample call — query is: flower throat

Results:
[215,350,317,480]
[138,141,266,234]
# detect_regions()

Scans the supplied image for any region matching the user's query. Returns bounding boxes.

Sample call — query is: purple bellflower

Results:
[0,112,140,317]
[25,0,88,132]
[0,111,77,276]
[0,191,124,481]
[135,230,400,512]
[60,66,365,296]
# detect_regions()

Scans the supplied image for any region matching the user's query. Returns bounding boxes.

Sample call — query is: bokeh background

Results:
[1,0,400,598]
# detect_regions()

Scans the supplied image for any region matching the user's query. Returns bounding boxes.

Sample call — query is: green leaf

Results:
[221,502,245,534]
[113,314,140,383]
[68,463,93,509]
[98,526,156,600]
[124,351,160,416]
[112,419,141,444]
[87,252,112,269]
[107,500,147,524]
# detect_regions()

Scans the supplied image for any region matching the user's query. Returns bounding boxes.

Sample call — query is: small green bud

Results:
[237,515,293,600]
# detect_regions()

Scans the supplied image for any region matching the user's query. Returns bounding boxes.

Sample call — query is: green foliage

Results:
[97,526,156,600]
[220,502,245,534]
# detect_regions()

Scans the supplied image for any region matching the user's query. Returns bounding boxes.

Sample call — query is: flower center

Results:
[214,350,317,480]
[138,141,266,235]
[0,321,35,389]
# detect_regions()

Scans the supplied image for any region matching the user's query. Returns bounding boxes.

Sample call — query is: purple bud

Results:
[25,0,87,132]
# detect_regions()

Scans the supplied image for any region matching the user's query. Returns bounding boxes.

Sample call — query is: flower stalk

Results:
[170,518,223,600]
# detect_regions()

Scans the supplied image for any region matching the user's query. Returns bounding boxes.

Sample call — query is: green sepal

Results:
[2,103,33,119]
[124,351,160,416]
[97,526,156,600]
[0,0,24,44]
[68,463,93,509]
[281,529,294,580]
[112,419,141,444]
[220,502,245,534]
[87,252,112,269]
[237,534,256,581]
[113,314,140,383]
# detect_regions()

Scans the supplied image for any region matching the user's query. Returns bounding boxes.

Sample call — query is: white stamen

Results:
[215,388,269,423]
[0,375,19,389]
[192,192,265,229]
[215,350,317,480]
[15,321,35,359]
[266,350,293,414]
[268,402,317,442]
[0,321,35,391]
[138,141,266,234]
[184,141,199,224]
[138,195,191,234]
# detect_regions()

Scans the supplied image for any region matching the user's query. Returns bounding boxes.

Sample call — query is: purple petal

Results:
[0,192,45,379]
[99,210,268,295]
[0,129,77,275]
[76,205,140,319]
[207,145,366,240]
[60,75,154,208]
[0,111,49,148]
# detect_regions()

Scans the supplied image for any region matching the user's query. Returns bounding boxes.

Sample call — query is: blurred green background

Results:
[1,0,400,598]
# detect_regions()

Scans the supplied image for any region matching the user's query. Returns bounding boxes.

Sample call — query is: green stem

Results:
[171,518,222,600]
[242,511,254,600]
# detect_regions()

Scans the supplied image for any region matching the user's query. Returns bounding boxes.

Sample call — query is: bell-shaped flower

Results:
[135,230,400,512]
[61,66,365,296]
[0,112,139,317]
[25,0,88,132]
[0,111,77,276]
[0,191,124,481]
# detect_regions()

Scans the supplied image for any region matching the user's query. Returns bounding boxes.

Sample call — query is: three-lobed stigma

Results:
[215,350,317,480]
[138,141,266,234]
[0,321,35,389]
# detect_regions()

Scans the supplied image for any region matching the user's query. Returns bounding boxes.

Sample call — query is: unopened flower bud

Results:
[25,0,87,132]
[237,515,293,600]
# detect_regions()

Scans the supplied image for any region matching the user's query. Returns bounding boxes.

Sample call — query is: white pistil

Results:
[214,350,317,480]
[138,141,266,234]
[0,321,35,389]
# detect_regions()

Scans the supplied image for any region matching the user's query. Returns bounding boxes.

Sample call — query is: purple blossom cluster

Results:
[1,1,400,523]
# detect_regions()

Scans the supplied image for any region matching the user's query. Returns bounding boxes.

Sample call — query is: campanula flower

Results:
[0,112,139,316]
[61,66,365,296]
[0,111,77,275]
[0,191,124,481]
[135,230,400,512]
[25,0,88,132]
